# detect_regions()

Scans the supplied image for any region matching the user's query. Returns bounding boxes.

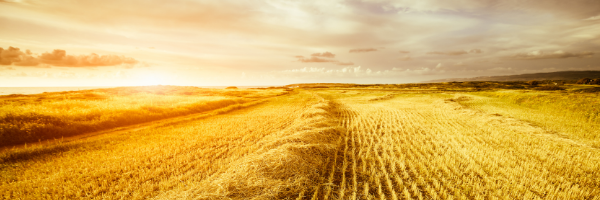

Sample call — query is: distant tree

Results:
[535,85,565,91]
[576,78,591,84]
[225,86,238,89]
[527,80,539,86]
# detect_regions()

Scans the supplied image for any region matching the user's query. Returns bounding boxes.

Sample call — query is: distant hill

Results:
[285,83,356,88]
[424,71,600,83]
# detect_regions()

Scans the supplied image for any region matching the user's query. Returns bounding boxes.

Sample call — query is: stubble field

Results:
[1,84,599,199]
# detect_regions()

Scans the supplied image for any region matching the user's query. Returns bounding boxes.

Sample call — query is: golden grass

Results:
[0,86,287,146]
[0,91,342,199]
[1,87,599,199]
[368,94,395,101]
[310,91,600,199]
[457,90,600,147]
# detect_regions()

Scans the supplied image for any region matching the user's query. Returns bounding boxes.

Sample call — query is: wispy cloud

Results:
[349,48,378,53]
[336,61,354,66]
[280,66,372,77]
[584,14,600,21]
[427,50,468,56]
[507,50,594,60]
[398,56,412,61]
[278,64,449,79]
[469,49,482,54]
[296,56,336,63]
[295,52,353,66]
[0,66,15,71]
[310,52,335,58]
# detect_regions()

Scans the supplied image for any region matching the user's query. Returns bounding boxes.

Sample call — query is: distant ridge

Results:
[424,71,600,83]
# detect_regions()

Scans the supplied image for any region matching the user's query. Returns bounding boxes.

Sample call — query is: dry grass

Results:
[310,91,600,199]
[0,86,287,146]
[0,91,342,199]
[534,85,565,90]
[1,87,599,199]
[368,94,395,101]
[457,90,600,147]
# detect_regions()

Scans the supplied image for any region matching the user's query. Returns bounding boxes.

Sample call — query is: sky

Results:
[1,0,600,86]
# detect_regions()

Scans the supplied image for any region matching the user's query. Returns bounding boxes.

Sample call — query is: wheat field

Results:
[310,91,600,199]
[0,86,287,146]
[1,87,600,199]
[0,91,341,199]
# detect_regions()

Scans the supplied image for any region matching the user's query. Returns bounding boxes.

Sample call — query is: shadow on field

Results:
[0,140,99,164]
[0,97,278,165]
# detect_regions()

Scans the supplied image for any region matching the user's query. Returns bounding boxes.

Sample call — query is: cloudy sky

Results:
[1,0,600,86]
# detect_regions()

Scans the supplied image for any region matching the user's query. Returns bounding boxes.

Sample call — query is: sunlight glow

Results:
[136,72,165,86]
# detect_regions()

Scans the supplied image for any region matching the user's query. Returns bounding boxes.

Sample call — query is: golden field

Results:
[1,83,599,199]
[0,86,288,146]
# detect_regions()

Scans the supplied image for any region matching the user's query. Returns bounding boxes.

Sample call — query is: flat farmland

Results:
[313,91,600,199]
[1,85,600,199]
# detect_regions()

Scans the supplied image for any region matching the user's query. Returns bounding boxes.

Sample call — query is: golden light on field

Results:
[1,85,599,199]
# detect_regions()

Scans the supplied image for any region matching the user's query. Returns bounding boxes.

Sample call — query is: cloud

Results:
[454,62,466,66]
[0,46,140,67]
[584,15,600,20]
[296,56,336,63]
[4,0,600,84]
[280,66,371,77]
[278,64,448,79]
[336,61,354,66]
[296,53,354,66]
[398,56,412,61]
[349,48,378,53]
[39,49,139,67]
[310,52,335,58]
[0,47,39,66]
[427,50,469,56]
[348,0,600,19]
[507,50,595,60]
[0,66,15,71]
[469,49,482,54]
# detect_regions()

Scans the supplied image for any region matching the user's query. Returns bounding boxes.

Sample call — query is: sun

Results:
[136,72,165,86]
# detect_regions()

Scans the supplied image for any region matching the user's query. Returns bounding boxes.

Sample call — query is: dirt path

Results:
[0,99,269,153]
[313,93,600,199]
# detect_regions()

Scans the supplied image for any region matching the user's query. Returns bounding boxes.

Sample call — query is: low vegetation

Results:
[0,86,287,146]
[533,85,565,90]
[0,91,341,199]
[457,90,600,147]
[1,82,599,199]
[309,91,599,199]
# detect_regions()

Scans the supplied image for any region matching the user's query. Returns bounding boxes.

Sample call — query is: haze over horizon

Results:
[1,0,600,87]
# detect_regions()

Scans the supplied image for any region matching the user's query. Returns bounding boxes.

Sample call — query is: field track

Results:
[0,98,269,153]
[311,92,600,199]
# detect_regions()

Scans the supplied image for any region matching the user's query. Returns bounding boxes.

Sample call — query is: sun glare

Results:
[137,72,164,86]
